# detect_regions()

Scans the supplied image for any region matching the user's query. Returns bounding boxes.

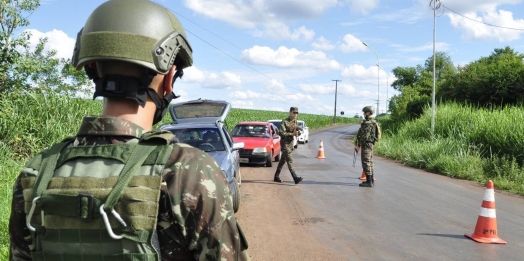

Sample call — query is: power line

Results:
[441,4,524,31]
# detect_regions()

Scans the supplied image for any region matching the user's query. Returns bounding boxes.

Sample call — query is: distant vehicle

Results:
[297,120,309,144]
[267,119,298,149]
[231,122,282,167]
[158,99,244,213]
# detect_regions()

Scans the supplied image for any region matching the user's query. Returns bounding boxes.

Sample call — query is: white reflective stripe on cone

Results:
[479,207,496,218]
[483,189,495,202]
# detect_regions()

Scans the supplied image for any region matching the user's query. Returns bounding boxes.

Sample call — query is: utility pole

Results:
[430,0,441,135]
[362,42,380,115]
[332,79,341,124]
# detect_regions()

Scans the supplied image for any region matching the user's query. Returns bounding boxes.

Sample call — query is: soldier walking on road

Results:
[355,106,381,187]
[9,1,249,260]
[274,107,303,185]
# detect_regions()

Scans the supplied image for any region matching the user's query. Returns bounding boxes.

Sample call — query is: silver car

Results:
[159,99,244,213]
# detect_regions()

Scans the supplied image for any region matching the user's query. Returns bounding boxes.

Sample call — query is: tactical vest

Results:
[358,120,379,144]
[21,131,175,261]
[281,118,297,144]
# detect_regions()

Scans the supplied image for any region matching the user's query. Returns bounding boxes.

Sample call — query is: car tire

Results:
[266,151,273,167]
[274,150,282,162]
[232,178,240,213]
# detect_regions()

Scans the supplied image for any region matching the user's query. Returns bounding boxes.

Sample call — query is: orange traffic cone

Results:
[358,171,376,181]
[465,180,506,244]
[316,140,326,159]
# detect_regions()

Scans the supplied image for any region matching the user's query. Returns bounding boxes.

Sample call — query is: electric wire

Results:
[438,2,524,31]
[151,1,356,97]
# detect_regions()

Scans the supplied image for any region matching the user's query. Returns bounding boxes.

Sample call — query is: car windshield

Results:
[232,125,270,138]
[167,128,225,152]
[298,122,304,128]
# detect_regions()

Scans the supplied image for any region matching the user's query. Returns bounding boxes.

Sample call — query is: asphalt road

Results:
[236,124,524,261]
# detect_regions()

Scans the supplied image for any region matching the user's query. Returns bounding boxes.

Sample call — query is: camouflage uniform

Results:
[355,117,381,179]
[274,107,303,184]
[277,116,297,173]
[9,116,250,261]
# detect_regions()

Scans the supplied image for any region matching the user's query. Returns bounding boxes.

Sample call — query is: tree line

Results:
[389,48,524,121]
[0,0,91,96]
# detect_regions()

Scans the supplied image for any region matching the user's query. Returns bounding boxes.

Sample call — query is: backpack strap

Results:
[32,137,75,198]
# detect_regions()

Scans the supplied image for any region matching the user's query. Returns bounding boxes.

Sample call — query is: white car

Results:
[297,120,309,144]
[267,119,298,149]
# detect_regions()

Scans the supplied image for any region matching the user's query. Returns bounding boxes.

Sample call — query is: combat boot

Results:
[359,175,373,187]
[273,169,282,183]
[290,171,303,185]
[370,174,375,186]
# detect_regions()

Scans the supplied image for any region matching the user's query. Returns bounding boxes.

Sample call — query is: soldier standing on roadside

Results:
[9,1,249,260]
[274,106,303,185]
[355,106,381,187]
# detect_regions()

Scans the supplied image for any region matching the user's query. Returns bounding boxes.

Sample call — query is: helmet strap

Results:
[149,68,184,125]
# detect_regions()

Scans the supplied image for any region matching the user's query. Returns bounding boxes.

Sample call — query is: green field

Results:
[3,93,524,259]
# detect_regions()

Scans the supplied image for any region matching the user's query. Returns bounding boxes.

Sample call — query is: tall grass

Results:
[376,103,524,194]
[0,92,357,258]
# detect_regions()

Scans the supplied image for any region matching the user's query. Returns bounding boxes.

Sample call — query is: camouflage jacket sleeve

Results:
[9,174,33,261]
[375,121,382,142]
[354,125,362,147]
[159,143,250,261]
[278,118,295,138]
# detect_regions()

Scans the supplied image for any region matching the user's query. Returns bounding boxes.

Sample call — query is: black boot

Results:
[370,174,374,186]
[274,169,282,183]
[291,171,303,185]
[359,175,373,187]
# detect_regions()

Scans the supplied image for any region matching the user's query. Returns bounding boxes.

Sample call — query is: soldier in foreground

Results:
[355,106,381,187]
[274,107,303,185]
[9,0,249,260]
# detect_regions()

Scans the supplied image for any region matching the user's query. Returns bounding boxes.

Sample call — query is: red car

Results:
[232,122,282,167]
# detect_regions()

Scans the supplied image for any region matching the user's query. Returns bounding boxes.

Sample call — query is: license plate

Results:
[239,158,249,163]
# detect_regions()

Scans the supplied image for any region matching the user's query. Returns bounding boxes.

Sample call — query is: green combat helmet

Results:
[71,0,193,124]
[71,0,192,73]
[362,106,374,115]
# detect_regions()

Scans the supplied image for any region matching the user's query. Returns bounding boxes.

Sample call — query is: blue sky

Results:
[24,0,524,116]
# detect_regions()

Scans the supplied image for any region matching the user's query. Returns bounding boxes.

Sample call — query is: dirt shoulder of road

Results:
[236,167,344,261]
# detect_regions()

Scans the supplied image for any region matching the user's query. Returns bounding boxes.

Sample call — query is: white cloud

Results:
[24,29,75,59]
[434,0,521,13]
[394,42,450,53]
[231,100,254,108]
[228,89,314,103]
[311,37,336,50]
[299,83,356,96]
[265,0,338,19]
[263,24,315,41]
[342,0,380,15]
[448,11,524,42]
[182,66,242,89]
[241,45,341,70]
[339,34,367,53]
[341,64,391,86]
[183,0,257,28]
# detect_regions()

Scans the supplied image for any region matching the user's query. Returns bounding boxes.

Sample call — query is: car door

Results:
[270,124,281,155]
[222,125,239,179]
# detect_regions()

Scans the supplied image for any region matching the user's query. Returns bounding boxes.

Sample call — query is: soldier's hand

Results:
[355,146,360,153]
[293,131,299,136]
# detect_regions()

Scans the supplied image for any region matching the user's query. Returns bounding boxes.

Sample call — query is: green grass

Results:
[0,92,358,257]
[5,93,524,258]
[376,103,524,195]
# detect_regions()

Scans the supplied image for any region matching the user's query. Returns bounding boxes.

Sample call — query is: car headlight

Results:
[252,147,267,154]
